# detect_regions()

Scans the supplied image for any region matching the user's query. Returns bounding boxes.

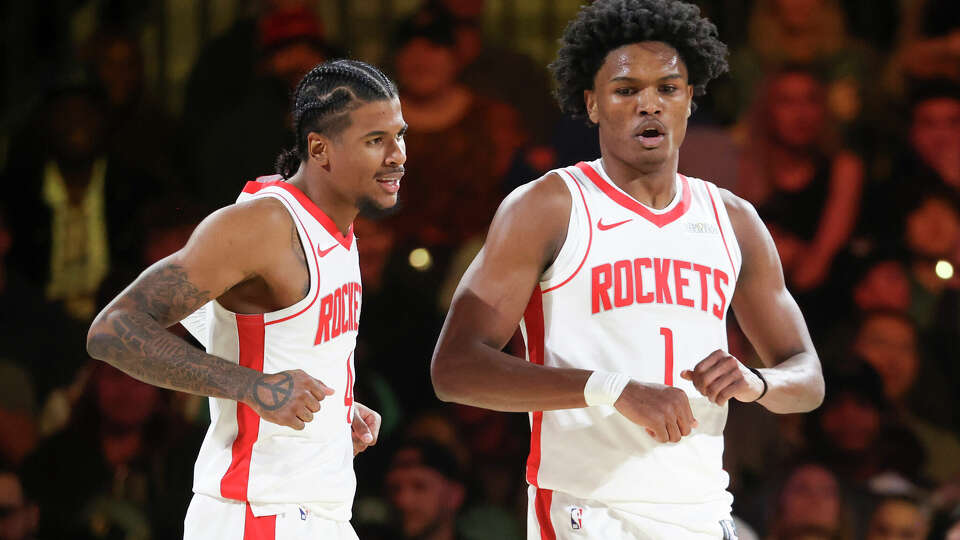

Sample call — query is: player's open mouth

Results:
[635,127,665,148]
[376,176,402,194]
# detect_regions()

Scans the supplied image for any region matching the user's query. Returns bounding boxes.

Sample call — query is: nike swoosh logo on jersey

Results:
[597,218,633,231]
[317,244,338,257]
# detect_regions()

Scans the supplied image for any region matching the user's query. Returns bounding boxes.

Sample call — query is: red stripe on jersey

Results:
[543,169,593,294]
[241,177,354,250]
[524,286,545,487]
[262,190,321,326]
[705,182,738,281]
[534,488,557,540]
[243,503,276,540]
[576,162,691,228]
[221,314,265,501]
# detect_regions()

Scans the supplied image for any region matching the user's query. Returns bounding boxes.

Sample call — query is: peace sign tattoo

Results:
[253,372,294,411]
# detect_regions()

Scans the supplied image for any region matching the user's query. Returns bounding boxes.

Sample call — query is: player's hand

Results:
[351,401,381,456]
[246,369,335,430]
[614,381,697,443]
[680,350,763,406]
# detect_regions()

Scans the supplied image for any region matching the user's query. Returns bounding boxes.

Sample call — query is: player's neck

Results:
[287,169,356,235]
[599,152,679,210]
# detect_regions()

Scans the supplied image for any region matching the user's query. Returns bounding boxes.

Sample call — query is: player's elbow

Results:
[86,308,121,362]
[430,348,466,403]
[805,371,826,411]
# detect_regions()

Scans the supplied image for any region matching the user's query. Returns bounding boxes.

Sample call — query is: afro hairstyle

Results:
[550,0,729,122]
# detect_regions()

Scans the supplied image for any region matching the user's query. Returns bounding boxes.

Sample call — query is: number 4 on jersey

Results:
[345,353,354,423]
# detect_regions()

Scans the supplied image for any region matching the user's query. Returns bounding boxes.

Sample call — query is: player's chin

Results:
[358,194,401,220]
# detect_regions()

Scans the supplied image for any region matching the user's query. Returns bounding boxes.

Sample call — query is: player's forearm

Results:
[87,307,258,402]
[431,340,591,412]
[755,352,824,414]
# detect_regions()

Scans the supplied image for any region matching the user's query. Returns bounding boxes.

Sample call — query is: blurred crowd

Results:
[0,0,959,539]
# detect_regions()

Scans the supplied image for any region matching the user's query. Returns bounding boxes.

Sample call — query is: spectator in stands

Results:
[868,81,960,239]
[0,470,38,540]
[427,0,559,144]
[387,7,526,251]
[864,494,931,540]
[20,363,202,538]
[884,0,960,95]
[86,28,180,187]
[385,439,466,540]
[181,1,336,210]
[723,0,874,126]
[2,82,150,322]
[806,364,925,488]
[765,461,854,540]
[739,68,863,300]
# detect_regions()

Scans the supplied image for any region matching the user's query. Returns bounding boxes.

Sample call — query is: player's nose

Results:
[635,87,662,116]
[386,139,406,166]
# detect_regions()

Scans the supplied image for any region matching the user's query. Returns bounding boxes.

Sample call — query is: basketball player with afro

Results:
[431,1,825,538]
[88,60,406,539]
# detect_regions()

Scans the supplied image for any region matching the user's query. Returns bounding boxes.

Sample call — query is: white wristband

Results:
[583,371,631,407]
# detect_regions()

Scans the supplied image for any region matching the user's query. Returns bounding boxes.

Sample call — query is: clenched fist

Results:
[614,381,698,443]
[246,369,335,429]
[681,350,764,406]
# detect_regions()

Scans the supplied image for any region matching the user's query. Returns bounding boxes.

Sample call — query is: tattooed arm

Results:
[87,199,333,429]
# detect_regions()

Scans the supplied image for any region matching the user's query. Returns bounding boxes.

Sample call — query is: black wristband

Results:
[746,365,768,401]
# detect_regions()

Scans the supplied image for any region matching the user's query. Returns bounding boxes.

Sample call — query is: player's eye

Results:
[368,137,383,145]
[660,85,678,94]
[615,87,636,96]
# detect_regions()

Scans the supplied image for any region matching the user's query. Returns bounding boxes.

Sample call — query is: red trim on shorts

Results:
[575,162,691,228]
[534,488,557,540]
[242,176,354,250]
[705,182,738,281]
[524,286,545,487]
[243,503,277,540]
[220,314,265,501]
[543,169,593,294]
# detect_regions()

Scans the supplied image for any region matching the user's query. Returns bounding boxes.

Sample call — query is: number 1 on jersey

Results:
[660,327,674,386]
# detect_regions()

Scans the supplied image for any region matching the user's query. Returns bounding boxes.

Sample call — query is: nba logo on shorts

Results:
[570,506,584,530]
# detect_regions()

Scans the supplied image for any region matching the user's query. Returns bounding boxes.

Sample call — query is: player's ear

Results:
[307,132,330,167]
[686,84,694,118]
[584,89,599,125]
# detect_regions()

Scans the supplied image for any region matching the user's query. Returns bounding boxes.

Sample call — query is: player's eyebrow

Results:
[609,73,684,83]
[363,124,408,138]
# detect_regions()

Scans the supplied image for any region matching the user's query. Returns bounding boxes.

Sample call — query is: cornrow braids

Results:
[275,59,399,179]
[550,0,729,123]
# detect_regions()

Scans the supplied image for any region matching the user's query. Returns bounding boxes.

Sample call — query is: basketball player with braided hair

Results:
[87,59,406,539]
[432,1,825,538]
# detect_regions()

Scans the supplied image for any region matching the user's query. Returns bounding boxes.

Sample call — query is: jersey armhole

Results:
[702,181,743,280]
[540,168,592,292]
[230,190,322,325]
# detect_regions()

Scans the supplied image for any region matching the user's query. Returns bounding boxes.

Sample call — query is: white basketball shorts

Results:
[527,486,738,540]
[184,494,358,540]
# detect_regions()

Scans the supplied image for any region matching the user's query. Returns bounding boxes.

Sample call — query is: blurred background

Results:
[0,0,958,539]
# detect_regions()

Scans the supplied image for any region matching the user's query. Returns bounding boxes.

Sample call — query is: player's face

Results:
[328,97,407,211]
[585,42,694,175]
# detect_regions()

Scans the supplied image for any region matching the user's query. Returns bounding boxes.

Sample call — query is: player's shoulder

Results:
[192,195,293,248]
[499,170,572,219]
[717,188,757,222]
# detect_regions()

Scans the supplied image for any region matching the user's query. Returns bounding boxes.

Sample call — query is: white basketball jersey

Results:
[184,176,361,521]
[521,160,742,519]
